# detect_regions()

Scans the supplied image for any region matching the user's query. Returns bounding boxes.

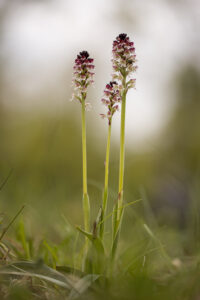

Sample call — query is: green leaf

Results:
[76,226,104,255]
[17,219,30,260]
[43,240,58,269]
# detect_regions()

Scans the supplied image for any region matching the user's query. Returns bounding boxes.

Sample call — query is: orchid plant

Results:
[71,34,137,270]
[100,81,121,240]
[72,50,94,268]
[111,33,137,257]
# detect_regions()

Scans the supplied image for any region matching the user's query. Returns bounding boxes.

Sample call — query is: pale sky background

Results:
[0,0,199,148]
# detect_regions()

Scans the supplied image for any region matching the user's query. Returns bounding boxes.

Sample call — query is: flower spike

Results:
[100,81,121,125]
[112,33,137,92]
[72,50,94,103]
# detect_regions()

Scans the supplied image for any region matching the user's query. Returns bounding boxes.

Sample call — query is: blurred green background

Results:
[0,0,199,246]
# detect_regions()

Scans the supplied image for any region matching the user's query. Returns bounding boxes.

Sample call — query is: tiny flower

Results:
[112,33,137,90]
[127,78,136,89]
[85,102,92,111]
[100,81,121,125]
[72,50,95,103]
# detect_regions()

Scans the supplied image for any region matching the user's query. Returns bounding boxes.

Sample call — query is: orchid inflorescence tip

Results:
[112,33,137,88]
[72,50,95,104]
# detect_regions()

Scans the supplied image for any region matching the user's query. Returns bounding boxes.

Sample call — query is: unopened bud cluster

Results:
[72,51,94,103]
[100,81,121,125]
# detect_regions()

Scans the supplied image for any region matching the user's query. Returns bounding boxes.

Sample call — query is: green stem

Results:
[112,76,127,258]
[81,99,90,232]
[81,98,90,271]
[100,121,112,240]
[82,98,88,198]
[117,87,126,219]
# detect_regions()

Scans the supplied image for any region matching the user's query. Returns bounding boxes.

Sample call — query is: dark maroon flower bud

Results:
[112,33,137,89]
[118,33,127,40]
[100,81,121,124]
[72,50,95,103]
[80,51,89,59]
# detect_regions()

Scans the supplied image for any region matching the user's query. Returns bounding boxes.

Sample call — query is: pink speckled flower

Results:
[100,81,121,125]
[72,51,94,103]
[112,33,137,91]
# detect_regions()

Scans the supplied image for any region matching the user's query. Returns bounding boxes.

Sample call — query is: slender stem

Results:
[112,76,127,258]
[81,98,90,271]
[117,87,126,219]
[81,99,90,232]
[100,120,112,239]
[81,98,88,197]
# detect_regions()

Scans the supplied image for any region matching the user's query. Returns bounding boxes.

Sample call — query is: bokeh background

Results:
[0,0,199,243]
